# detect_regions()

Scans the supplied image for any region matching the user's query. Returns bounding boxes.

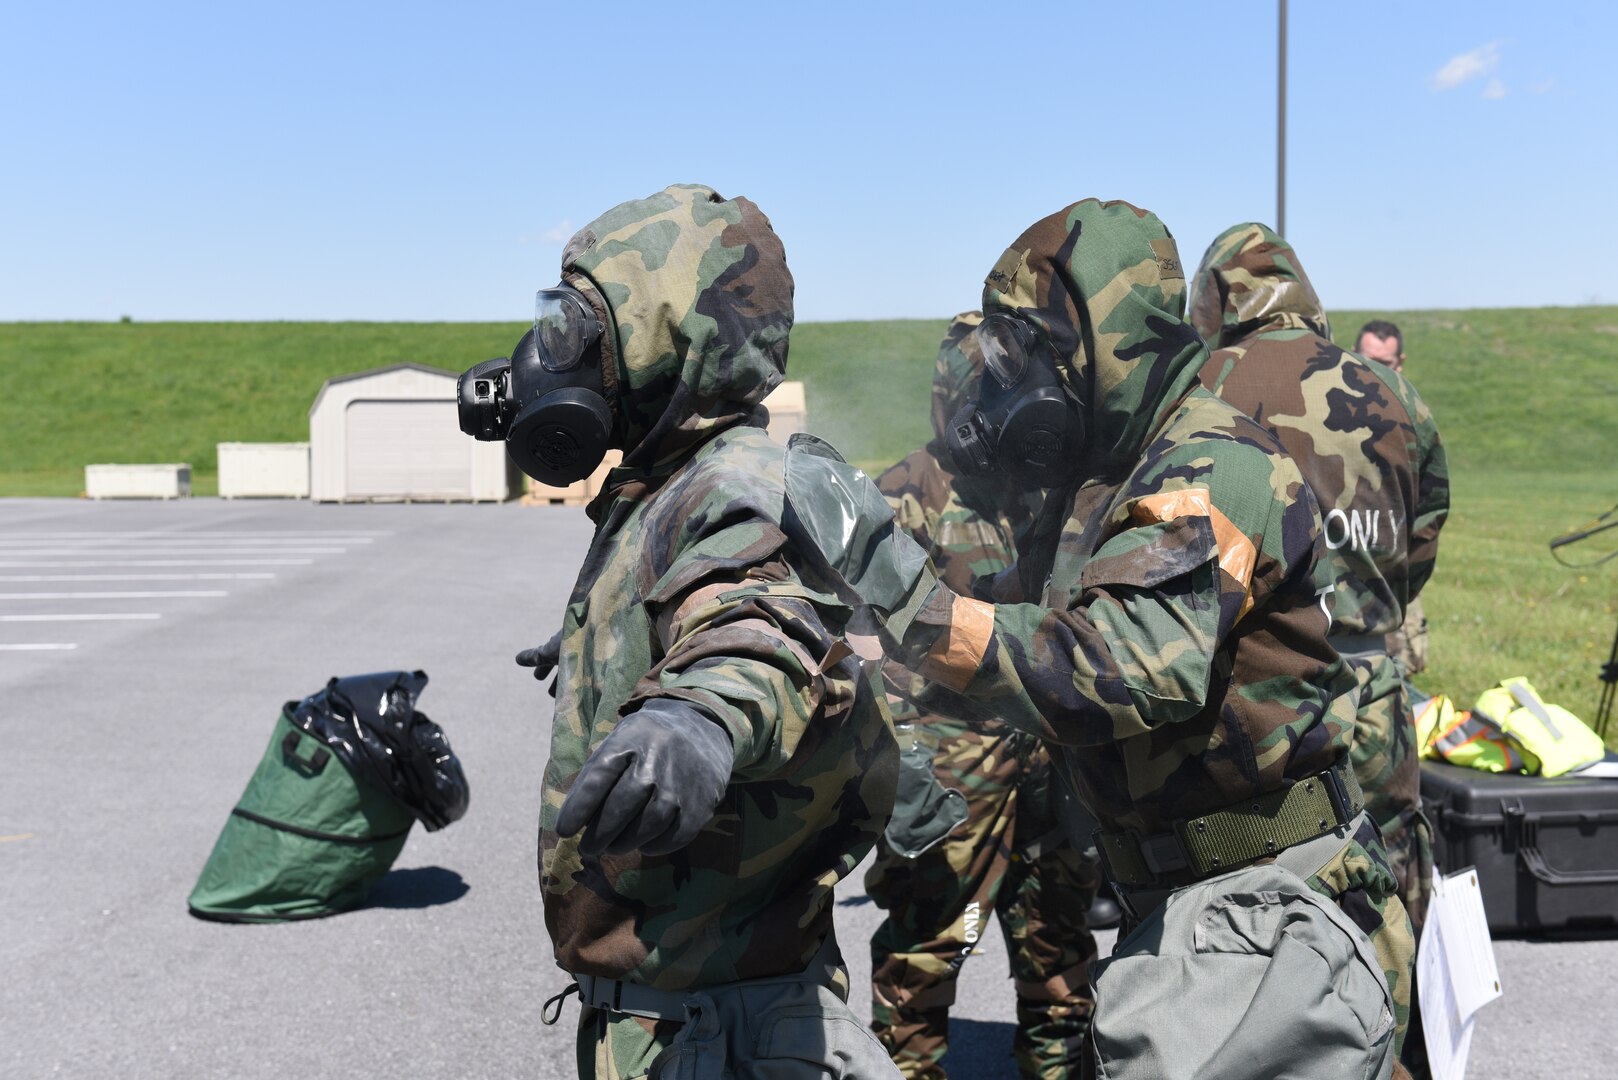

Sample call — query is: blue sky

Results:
[2,1,1614,322]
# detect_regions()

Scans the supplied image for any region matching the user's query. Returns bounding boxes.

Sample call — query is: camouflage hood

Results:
[1187,222,1331,349]
[981,199,1207,473]
[928,310,986,447]
[561,184,794,482]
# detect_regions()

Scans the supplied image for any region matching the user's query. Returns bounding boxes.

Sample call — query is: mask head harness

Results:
[945,313,1085,489]
[457,285,617,486]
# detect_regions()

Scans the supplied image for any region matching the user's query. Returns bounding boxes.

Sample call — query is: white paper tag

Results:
[1436,867,1503,1021]
[1420,866,1504,1079]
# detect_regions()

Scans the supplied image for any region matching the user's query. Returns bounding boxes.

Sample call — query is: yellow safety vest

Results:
[1471,677,1606,778]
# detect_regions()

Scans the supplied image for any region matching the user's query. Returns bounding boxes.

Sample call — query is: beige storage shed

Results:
[308,363,519,503]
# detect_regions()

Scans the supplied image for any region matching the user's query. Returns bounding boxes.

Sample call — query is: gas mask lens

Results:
[533,288,603,373]
[976,314,1035,388]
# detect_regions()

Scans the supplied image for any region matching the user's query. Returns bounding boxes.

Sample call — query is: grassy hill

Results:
[3,311,1616,732]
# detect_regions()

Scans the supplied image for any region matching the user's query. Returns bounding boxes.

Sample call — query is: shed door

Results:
[344,400,472,499]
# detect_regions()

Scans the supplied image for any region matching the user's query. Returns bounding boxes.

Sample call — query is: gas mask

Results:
[945,313,1085,489]
[457,286,616,486]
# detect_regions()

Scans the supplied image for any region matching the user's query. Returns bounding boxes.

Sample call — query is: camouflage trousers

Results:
[1342,649,1435,938]
[573,937,899,1079]
[866,719,1100,1080]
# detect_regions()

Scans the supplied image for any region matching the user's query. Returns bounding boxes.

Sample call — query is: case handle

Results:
[282,730,330,774]
[1518,845,1618,886]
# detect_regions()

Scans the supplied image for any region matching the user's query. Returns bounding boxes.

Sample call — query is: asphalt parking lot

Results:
[2,497,1611,1079]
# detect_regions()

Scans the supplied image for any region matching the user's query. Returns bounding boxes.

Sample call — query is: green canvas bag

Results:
[188,713,415,921]
[188,671,467,922]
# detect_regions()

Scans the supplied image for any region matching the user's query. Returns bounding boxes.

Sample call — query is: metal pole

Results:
[1277,0,1288,236]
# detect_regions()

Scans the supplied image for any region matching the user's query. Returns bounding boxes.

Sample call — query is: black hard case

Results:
[1421,760,1618,934]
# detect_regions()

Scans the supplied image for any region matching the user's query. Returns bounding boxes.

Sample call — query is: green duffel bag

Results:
[188,670,467,922]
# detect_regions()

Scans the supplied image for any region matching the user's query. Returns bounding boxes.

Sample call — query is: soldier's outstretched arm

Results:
[892,450,1321,746]
[625,522,854,783]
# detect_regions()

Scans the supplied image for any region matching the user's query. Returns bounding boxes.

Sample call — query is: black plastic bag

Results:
[287,670,469,831]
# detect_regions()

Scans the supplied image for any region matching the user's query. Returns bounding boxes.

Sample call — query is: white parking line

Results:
[0,548,348,557]
[0,643,78,651]
[0,613,160,622]
[0,559,313,567]
[0,533,385,541]
[0,573,275,582]
[0,591,228,600]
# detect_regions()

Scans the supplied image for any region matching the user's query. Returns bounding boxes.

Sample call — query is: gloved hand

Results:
[555,698,732,858]
[515,630,563,680]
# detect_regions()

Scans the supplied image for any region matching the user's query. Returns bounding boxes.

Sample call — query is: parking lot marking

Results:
[0,573,275,582]
[0,591,228,600]
[0,533,386,541]
[0,559,314,567]
[0,613,160,622]
[0,833,35,842]
[0,547,348,556]
[0,644,77,651]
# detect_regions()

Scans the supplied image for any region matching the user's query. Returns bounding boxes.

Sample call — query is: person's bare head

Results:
[1356,319,1405,373]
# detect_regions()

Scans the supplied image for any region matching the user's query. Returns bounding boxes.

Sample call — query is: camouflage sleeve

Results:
[629,524,855,783]
[877,457,939,724]
[899,440,1320,747]
[1404,390,1449,601]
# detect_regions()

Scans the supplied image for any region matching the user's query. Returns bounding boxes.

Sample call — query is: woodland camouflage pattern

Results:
[889,200,1415,1044]
[539,185,898,1071]
[1188,222,1449,937]
[867,313,1097,1080]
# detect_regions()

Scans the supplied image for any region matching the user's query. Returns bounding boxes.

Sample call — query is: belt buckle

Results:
[1138,831,1189,877]
[1321,766,1351,827]
[579,974,623,1013]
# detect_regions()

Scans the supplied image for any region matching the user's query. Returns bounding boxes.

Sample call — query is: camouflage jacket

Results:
[1187,223,1449,638]
[894,200,1360,838]
[539,185,897,990]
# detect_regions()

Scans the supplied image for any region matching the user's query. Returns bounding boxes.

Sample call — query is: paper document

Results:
[1418,914,1474,1080]
[1436,868,1503,1021]
[1420,867,1504,1079]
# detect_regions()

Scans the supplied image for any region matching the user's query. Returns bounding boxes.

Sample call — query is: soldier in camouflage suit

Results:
[1187,224,1449,941]
[866,311,1101,1080]
[532,185,901,1079]
[1356,320,1431,679]
[839,199,1415,1076]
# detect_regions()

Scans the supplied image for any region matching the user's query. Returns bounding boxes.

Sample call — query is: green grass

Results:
[1422,469,1617,739]
[3,311,1616,743]
[0,321,524,495]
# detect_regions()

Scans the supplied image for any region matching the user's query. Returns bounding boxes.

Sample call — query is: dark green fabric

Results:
[188,713,413,921]
[883,737,969,858]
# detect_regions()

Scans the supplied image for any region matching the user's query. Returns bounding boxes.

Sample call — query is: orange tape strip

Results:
[920,594,996,693]
[1130,489,1257,613]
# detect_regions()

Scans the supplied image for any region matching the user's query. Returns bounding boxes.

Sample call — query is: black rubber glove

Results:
[555,699,732,858]
[515,630,563,680]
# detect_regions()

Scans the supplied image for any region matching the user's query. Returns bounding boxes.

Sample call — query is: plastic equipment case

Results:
[1421,759,1618,934]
